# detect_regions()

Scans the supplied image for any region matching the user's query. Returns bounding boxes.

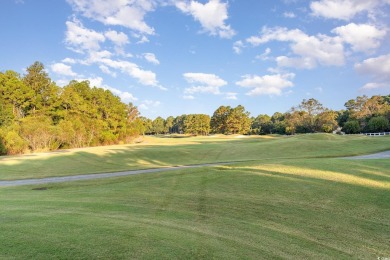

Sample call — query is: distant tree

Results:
[316,110,339,133]
[367,116,389,133]
[152,117,165,134]
[165,116,174,134]
[210,106,231,134]
[211,105,251,134]
[225,105,251,134]
[184,114,210,135]
[252,114,272,135]
[172,115,186,134]
[140,117,153,135]
[342,121,361,134]
[23,61,59,115]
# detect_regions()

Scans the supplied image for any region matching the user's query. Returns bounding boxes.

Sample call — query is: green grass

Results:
[1,134,390,180]
[1,134,390,258]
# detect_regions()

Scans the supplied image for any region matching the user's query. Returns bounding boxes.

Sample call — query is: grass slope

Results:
[1,134,390,258]
[1,134,390,180]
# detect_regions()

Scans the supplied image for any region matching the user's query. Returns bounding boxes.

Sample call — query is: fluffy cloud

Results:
[76,76,138,102]
[183,72,227,95]
[66,0,156,35]
[236,73,295,96]
[98,58,164,89]
[64,18,162,89]
[143,53,160,65]
[65,18,105,52]
[225,92,238,100]
[139,100,161,110]
[283,12,296,18]
[310,0,386,20]
[233,40,244,54]
[355,54,390,90]
[332,23,387,53]
[176,0,235,38]
[104,30,129,46]
[50,63,79,77]
[247,27,345,69]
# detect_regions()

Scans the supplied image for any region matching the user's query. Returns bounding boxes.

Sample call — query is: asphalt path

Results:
[343,150,390,159]
[0,162,233,187]
[1,150,389,187]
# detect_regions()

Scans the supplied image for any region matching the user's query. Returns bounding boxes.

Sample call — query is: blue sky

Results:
[1,0,390,119]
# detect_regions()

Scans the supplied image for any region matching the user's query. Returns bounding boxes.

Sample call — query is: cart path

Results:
[342,150,390,159]
[2,150,389,187]
[0,162,234,187]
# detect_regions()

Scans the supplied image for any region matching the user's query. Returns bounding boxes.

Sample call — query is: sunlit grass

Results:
[1,134,390,180]
[1,157,389,258]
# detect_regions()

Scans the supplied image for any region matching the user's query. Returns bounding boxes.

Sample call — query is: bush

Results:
[367,116,390,133]
[3,131,29,155]
[342,121,361,134]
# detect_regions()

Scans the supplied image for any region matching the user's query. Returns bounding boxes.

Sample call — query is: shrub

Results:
[342,121,361,134]
[367,116,390,133]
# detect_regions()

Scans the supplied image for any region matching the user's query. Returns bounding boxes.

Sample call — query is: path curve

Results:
[0,162,233,187]
[342,150,390,159]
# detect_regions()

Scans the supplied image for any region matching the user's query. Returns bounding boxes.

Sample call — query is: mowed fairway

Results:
[1,134,390,258]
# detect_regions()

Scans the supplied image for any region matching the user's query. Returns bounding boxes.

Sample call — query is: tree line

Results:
[0,62,145,155]
[143,96,390,136]
[1,62,389,155]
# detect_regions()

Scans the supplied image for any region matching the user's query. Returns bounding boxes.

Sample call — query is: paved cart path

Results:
[2,150,389,187]
[0,162,234,187]
[343,150,390,160]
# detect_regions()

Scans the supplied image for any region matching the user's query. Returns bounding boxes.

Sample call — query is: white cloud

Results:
[183,72,227,95]
[225,92,238,100]
[236,73,295,96]
[67,0,156,35]
[62,58,77,64]
[283,12,296,18]
[51,63,79,77]
[310,0,389,20]
[79,51,164,89]
[99,65,117,77]
[65,18,105,53]
[139,100,161,110]
[143,53,160,65]
[361,82,389,90]
[104,30,129,46]
[183,95,195,100]
[176,0,235,38]
[355,54,390,90]
[247,27,345,69]
[332,23,387,53]
[77,76,138,102]
[256,48,272,61]
[233,40,244,54]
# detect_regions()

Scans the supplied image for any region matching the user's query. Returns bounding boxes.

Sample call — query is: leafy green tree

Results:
[211,105,251,134]
[172,115,186,134]
[140,117,153,135]
[165,116,174,134]
[184,114,210,135]
[226,105,251,134]
[342,121,361,134]
[316,110,339,133]
[210,106,231,134]
[0,70,33,121]
[152,117,165,134]
[367,116,389,132]
[252,114,272,135]
[23,61,59,116]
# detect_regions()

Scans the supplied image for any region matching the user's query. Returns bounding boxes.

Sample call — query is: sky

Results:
[1,0,390,119]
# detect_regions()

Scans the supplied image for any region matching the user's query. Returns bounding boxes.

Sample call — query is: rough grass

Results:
[1,158,389,259]
[1,134,390,258]
[1,134,390,180]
